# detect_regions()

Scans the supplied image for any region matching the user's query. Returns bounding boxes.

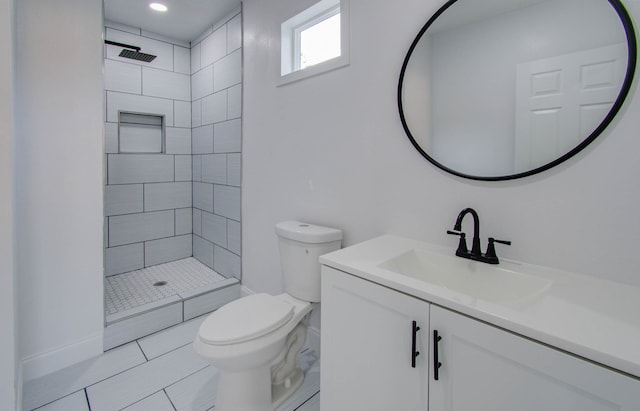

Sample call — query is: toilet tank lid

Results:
[198,294,294,345]
[275,221,342,243]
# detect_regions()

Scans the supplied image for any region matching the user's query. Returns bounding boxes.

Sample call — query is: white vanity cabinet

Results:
[320,266,430,410]
[321,266,640,411]
[429,305,640,411]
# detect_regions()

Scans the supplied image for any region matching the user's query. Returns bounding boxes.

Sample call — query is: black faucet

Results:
[447,207,511,264]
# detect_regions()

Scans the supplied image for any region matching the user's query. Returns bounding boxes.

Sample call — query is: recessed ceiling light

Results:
[149,3,168,12]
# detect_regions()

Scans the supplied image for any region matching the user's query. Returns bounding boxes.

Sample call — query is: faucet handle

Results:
[447,230,468,255]
[485,237,511,261]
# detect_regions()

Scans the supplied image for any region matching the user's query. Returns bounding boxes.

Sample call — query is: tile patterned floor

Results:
[23,315,320,411]
[105,258,227,315]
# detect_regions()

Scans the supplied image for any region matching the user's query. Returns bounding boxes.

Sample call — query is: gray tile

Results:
[293,392,319,411]
[23,343,146,411]
[144,182,192,212]
[192,155,202,182]
[34,390,89,411]
[104,59,141,94]
[108,154,174,184]
[145,235,192,267]
[202,154,226,184]
[174,100,191,128]
[227,153,241,186]
[175,155,192,182]
[192,125,214,154]
[121,391,175,411]
[193,182,214,213]
[193,209,202,236]
[214,119,241,153]
[105,122,119,154]
[191,43,201,74]
[214,246,241,279]
[174,45,191,75]
[165,366,219,411]
[165,127,191,155]
[201,212,227,246]
[201,26,226,67]
[106,296,182,325]
[214,185,240,221]
[103,299,183,350]
[86,344,208,411]
[105,243,144,276]
[138,316,206,360]
[142,67,190,101]
[227,83,242,119]
[227,219,241,255]
[201,90,227,125]
[191,65,213,100]
[193,235,214,269]
[109,210,174,247]
[183,282,241,320]
[191,99,202,128]
[227,14,242,53]
[176,208,193,235]
[105,184,143,216]
[106,91,174,125]
[213,49,242,92]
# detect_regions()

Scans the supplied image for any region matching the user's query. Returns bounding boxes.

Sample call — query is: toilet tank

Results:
[275,221,342,302]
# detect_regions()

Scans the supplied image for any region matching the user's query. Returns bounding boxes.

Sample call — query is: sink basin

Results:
[378,249,552,304]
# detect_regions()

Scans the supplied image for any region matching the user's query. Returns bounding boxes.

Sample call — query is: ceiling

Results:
[104,0,241,43]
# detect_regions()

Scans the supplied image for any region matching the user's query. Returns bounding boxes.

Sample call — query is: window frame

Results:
[279,0,349,86]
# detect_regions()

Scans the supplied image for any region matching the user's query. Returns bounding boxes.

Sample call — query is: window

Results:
[280,0,349,85]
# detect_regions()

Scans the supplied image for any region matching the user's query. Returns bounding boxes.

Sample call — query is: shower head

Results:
[104,40,157,63]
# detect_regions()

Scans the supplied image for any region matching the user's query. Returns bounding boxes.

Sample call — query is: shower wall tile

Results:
[193,182,214,213]
[201,211,227,247]
[214,185,240,221]
[192,125,214,154]
[192,209,202,236]
[227,14,242,53]
[142,67,191,101]
[227,220,241,255]
[105,59,142,94]
[105,184,143,216]
[175,155,192,182]
[145,234,192,267]
[105,243,144,276]
[104,122,118,154]
[193,235,214,269]
[144,182,192,212]
[192,66,213,100]
[214,246,240,279]
[108,154,174,184]
[106,92,174,125]
[192,155,202,182]
[201,154,226,184]
[174,101,191,128]
[105,28,174,72]
[191,43,201,75]
[227,84,242,119]
[109,210,174,247]
[227,153,241,186]
[174,46,191,75]
[213,119,241,153]
[141,30,189,48]
[201,26,226,67]
[213,49,241,92]
[165,127,191,155]
[105,20,141,36]
[192,100,202,127]
[201,90,227,125]
[175,208,193,235]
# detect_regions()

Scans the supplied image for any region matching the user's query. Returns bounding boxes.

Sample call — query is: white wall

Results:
[242,0,640,329]
[0,0,16,407]
[15,0,105,381]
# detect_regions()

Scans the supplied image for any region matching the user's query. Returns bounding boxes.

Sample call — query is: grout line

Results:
[84,388,92,411]
[163,388,178,411]
[136,340,149,362]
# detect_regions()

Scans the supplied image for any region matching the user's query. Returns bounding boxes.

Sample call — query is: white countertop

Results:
[319,235,640,378]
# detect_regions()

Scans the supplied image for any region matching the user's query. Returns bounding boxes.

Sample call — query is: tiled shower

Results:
[102,9,242,348]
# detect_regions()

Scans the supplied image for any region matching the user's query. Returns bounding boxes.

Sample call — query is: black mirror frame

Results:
[398,0,638,181]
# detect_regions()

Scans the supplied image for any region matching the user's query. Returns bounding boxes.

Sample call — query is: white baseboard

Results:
[22,331,103,382]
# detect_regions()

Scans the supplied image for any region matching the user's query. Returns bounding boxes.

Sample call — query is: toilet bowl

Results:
[194,221,342,411]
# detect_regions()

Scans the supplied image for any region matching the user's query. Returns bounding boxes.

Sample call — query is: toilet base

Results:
[216,366,273,411]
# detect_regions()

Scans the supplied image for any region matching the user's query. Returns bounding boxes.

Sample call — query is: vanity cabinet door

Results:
[321,267,430,411]
[429,305,640,411]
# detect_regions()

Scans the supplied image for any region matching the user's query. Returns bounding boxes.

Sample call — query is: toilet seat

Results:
[198,293,294,345]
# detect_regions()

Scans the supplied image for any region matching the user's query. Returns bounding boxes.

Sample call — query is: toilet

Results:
[194,221,342,411]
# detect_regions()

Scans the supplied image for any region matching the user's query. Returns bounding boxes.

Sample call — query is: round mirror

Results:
[398,0,637,181]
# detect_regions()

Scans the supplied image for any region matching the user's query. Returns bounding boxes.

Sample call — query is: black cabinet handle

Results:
[433,329,443,380]
[411,321,420,368]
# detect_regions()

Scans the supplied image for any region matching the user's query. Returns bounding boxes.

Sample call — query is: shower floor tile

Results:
[105,257,227,316]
